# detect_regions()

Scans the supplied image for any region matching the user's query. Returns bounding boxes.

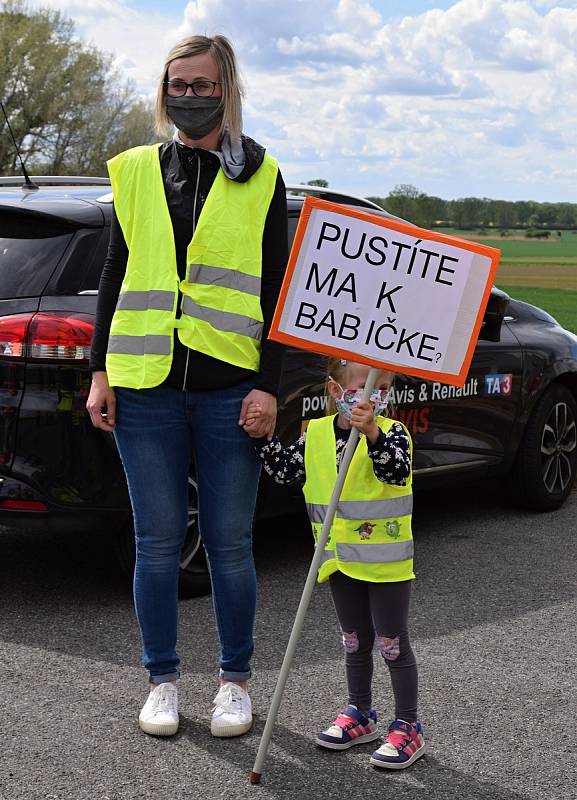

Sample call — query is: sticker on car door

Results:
[483,373,512,396]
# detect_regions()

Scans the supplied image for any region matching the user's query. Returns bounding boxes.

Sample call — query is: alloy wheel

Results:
[541,401,577,494]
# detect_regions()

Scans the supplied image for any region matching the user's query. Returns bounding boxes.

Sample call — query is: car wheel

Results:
[113,473,212,599]
[509,384,577,510]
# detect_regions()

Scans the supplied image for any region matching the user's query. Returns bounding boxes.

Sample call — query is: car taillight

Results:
[0,499,48,511]
[0,314,30,358]
[28,312,94,360]
[0,312,94,362]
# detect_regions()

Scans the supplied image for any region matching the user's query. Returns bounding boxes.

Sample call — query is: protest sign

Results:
[269,197,500,387]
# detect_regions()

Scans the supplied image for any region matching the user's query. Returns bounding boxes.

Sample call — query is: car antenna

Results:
[1,100,39,192]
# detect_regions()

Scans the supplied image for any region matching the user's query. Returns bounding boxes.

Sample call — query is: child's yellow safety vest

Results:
[303,415,415,584]
[105,143,278,388]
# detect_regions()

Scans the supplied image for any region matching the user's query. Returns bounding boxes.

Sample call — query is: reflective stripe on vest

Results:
[115,290,176,312]
[107,334,172,356]
[105,143,278,389]
[336,540,414,564]
[315,543,412,567]
[306,495,414,524]
[181,295,263,341]
[187,263,262,296]
[303,414,415,584]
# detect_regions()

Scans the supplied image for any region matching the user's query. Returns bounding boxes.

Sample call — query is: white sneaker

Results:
[211,682,253,737]
[138,682,179,737]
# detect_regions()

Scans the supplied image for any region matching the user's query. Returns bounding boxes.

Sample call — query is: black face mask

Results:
[165,96,224,140]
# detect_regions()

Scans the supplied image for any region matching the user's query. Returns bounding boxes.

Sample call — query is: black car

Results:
[1,176,576,596]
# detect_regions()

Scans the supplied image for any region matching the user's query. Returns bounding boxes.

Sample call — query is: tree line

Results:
[367,184,577,231]
[0,1,156,176]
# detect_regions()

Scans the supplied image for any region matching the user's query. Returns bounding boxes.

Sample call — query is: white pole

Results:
[250,367,379,784]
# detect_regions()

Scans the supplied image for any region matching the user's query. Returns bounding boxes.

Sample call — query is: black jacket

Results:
[90,136,288,395]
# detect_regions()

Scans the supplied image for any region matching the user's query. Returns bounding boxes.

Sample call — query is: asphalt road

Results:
[1,482,576,800]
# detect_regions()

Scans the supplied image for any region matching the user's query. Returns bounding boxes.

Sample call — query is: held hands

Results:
[243,402,263,434]
[239,389,277,441]
[350,401,380,445]
[86,371,117,432]
[241,397,377,443]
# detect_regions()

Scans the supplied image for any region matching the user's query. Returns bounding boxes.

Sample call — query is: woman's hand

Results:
[351,401,379,444]
[86,371,117,432]
[239,390,277,440]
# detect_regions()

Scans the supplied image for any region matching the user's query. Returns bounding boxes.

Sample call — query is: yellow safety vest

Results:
[303,415,415,584]
[105,143,278,388]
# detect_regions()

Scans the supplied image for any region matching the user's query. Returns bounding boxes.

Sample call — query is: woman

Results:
[86,34,288,739]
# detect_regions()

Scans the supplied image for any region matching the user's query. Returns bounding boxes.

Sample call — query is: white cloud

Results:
[24,0,577,201]
[240,0,577,201]
[28,0,179,86]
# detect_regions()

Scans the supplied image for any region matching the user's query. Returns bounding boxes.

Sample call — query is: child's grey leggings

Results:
[328,571,418,721]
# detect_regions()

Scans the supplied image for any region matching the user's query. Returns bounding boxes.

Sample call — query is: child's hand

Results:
[239,390,277,440]
[243,402,263,438]
[351,401,380,444]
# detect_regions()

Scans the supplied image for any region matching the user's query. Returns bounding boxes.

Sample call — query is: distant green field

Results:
[501,257,577,264]
[499,285,577,333]
[496,263,577,290]
[438,229,577,260]
[429,228,577,331]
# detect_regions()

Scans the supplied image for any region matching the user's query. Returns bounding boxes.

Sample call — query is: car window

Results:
[0,214,73,299]
[288,213,300,248]
[47,227,108,295]
[76,227,110,292]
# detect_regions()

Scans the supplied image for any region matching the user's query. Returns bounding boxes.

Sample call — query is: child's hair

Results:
[324,357,397,417]
[325,357,348,414]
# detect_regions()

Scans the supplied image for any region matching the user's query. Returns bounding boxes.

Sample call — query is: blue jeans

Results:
[113,380,261,684]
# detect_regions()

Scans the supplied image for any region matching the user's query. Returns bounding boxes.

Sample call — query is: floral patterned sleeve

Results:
[253,433,307,486]
[366,422,411,485]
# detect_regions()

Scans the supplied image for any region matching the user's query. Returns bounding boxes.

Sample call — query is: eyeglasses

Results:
[163,79,221,97]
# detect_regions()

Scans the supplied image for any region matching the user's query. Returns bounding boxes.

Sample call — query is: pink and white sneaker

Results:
[370,719,425,769]
[316,705,380,750]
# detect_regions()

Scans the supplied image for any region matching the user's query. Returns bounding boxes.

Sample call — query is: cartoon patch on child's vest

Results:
[385,520,401,539]
[354,522,376,540]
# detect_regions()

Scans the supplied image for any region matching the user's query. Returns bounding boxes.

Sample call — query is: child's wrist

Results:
[366,424,380,444]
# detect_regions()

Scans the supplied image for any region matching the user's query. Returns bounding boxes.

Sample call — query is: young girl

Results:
[243,357,424,769]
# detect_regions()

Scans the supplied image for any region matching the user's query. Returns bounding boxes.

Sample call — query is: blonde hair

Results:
[325,357,348,415]
[154,35,244,140]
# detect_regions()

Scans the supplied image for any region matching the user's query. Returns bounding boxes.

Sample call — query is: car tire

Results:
[508,383,577,511]
[113,474,212,599]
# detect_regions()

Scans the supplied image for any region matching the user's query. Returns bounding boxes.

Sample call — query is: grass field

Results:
[496,263,577,290]
[438,228,577,260]
[434,228,577,334]
[497,285,577,333]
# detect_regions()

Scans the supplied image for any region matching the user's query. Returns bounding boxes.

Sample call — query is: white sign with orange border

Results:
[269,197,500,388]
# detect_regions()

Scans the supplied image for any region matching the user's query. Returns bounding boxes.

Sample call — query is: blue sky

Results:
[122,1,577,19]
[122,0,459,17]
[31,0,577,202]
[110,0,454,14]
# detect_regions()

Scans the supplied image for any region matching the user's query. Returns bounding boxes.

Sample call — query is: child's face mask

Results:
[330,380,391,421]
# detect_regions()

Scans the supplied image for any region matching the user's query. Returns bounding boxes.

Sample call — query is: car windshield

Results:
[0,215,73,299]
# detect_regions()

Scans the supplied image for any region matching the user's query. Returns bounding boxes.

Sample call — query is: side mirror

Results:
[480,287,510,342]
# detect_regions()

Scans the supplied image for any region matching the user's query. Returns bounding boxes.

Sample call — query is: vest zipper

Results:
[182,153,202,391]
